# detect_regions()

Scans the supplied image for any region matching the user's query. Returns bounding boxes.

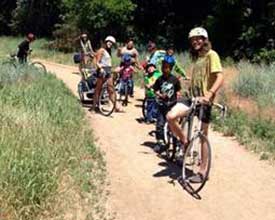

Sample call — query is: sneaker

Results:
[153,142,163,153]
[154,143,167,154]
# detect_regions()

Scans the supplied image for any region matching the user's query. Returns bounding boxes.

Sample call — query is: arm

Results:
[203,72,224,102]
[95,48,104,70]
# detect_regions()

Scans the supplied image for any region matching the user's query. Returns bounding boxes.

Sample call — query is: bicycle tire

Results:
[1,61,17,70]
[164,122,176,161]
[182,132,211,194]
[77,81,85,103]
[98,85,115,116]
[142,97,148,119]
[30,61,47,74]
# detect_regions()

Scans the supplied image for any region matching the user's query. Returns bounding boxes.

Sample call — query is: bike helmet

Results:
[122,54,131,63]
[162,55,175,67]
[188,27,208,39]
[27,33,35,41]
[81,33,88,38]
[105,36,116,44]
[145,63,156,71]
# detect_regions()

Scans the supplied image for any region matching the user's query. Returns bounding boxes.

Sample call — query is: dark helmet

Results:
[162,55,175,67]
[145,63,156,71]
[27,33,35,41]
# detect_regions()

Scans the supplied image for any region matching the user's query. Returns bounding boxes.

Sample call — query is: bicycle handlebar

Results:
[190,97,227,119]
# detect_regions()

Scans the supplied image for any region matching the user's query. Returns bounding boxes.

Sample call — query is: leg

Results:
[146,99,154,122]
[166,103,190,145]
[200,122,209,175]
[106,76,118,110]
[156,106,166,142]
[93,77,104,109]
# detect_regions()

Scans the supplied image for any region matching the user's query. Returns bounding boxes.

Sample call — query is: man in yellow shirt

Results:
[166,27,224,183]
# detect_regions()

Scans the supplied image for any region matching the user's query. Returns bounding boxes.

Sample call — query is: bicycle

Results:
[1,51,47,74]
[77,67,116,116]
[164,98,227,193]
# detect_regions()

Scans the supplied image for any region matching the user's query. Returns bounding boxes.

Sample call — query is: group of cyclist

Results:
[76,27,223,183]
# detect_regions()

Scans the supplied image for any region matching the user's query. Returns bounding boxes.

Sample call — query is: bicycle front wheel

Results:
[30,61,47,74]
[182,132,211,194]
[98,85,115,116]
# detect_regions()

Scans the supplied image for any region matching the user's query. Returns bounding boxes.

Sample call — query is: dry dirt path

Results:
[40,60,275,220]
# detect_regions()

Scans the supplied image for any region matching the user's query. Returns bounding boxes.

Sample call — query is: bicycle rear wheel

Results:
[182,132,211,194]
[98,85,115,116]
[30,61,47,74]
[1,61,17,70]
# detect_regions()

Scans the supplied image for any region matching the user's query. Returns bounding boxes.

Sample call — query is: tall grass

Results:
[0,36,74,65]
[233,61,275,107]
[0,64,105,219]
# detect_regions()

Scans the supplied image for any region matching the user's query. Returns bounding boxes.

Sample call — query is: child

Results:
[153,55,181,153]
[144,63,161,123]
[116,54,135,97]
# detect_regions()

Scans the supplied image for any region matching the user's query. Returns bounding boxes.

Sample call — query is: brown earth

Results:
[40,60,275,220]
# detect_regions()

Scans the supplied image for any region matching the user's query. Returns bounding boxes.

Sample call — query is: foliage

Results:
[252,48,275,65]
[9,0,63,36]
[0,65,105,219]
[212,108,275,161]
[232,61,275,106]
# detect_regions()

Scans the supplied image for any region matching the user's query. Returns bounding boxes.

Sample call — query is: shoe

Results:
[153,143,162,153]
[154,143,167,154]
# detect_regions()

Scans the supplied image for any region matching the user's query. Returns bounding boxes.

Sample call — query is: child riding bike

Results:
[143,63,161,123]
[153,55,182,153]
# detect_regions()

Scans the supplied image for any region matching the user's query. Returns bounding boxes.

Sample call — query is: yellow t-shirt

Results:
[191,49,222,98]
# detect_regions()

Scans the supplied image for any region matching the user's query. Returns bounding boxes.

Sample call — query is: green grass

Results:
[212,108,275,161]
[213,60,275,161]
[0,64,105,219]
[0,36,74,65]
[232,61,275,107]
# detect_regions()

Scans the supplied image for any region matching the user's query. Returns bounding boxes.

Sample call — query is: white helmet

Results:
[105,36,116,44]
[188,27,208,39]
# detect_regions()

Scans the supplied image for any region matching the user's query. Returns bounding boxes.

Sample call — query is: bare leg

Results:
[166,103,190,145]
[200,122,209,175]
[93,77,104,109]
[106,77,118,110]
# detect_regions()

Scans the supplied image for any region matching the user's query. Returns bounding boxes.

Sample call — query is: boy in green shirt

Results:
[144,63,161,123]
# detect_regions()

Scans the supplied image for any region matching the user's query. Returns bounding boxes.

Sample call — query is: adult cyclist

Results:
[93,36,122,112]
[166,27,224,183]
[17,33,35,63]
[79,33,95,71]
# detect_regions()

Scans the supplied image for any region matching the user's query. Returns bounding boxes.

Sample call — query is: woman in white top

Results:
[94,36,120,111]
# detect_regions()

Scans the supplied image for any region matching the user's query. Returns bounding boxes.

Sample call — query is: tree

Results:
[10,0,63,36]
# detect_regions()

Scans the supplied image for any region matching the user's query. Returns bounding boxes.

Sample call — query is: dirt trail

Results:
[41,60,275,220]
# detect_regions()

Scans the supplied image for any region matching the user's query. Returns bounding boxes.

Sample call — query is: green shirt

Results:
[144,70,162,98]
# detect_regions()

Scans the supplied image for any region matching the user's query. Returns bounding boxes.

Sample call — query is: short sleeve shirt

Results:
[191,49,222,98]
[153,74,181,107]
[144,70,162,98]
